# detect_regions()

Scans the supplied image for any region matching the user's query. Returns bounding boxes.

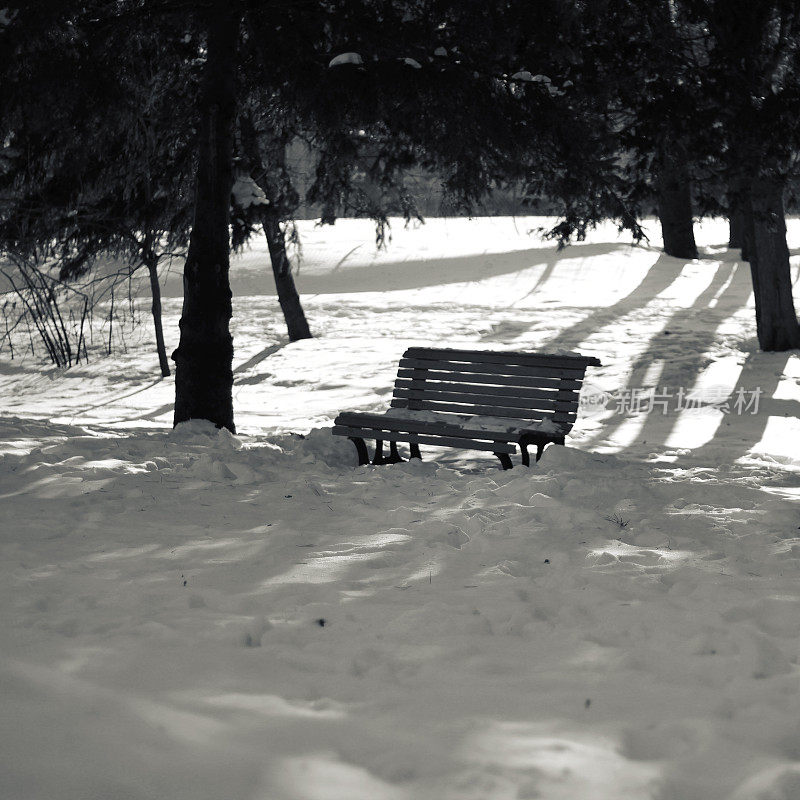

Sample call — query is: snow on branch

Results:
[328,52,364,68]
[231,176,269,209]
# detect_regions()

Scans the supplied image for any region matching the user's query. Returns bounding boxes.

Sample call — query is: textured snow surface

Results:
[2,217,800,800]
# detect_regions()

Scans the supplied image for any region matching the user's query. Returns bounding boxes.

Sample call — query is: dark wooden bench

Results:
[333,347,601,469]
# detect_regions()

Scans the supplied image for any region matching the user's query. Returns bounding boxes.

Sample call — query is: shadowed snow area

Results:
[2,217,800,800]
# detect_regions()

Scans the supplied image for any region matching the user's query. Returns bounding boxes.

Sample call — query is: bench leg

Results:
[372,439,387,465]
[348,437,370,466]
[352,439,406,467]
[409,443,422,460]
[495,452,514,470]
[519,436,547,467]
[387,441,405,464]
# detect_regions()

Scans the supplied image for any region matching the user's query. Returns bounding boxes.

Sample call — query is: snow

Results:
[2,216,800,799]
[383,409,565,434]
[231,175,269,209]
[328,53,364,68]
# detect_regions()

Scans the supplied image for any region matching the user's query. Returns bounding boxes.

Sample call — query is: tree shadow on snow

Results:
[121,343,292,422]
[478,252,562,344]
[541,252,689,352]
[680,351,799,466]
[292,243,622,296]
[580,255,800,465]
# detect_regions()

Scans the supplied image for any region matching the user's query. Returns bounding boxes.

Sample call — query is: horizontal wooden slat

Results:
[403,347,602,369]
[332,425,517,453]
[389,398,576,423]
[393,388,578,413]
[334,412,568,441]
[396,368,583,390]
[395,379,578,409]
[335,413,517,441]
[399,358,586,380]
[395,378,578,402]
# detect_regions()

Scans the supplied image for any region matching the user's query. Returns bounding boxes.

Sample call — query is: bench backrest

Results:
[391,347,601,431]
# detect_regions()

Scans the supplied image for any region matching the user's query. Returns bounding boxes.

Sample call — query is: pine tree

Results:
[0,3,198,377]
[572,0,702,258]
[684,0,800,350]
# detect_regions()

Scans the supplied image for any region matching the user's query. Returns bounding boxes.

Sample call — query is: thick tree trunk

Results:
[656,147,698,259]
[746,177,800,351]
[145,254,170,377]
[172,4,238,431]
[263,214,312,341]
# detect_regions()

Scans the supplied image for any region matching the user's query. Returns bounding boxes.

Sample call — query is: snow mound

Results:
[169,419,219,442]
[186,453,238,482]
[168,421,243,452]
[539,444,620,471]
[215,426,243,452]
[290,427,359,468]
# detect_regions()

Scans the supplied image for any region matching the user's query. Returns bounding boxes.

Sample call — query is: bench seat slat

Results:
[396,368,583,390]
[332,425,517,453]
[335,411,564,441]
[393,387,578,412]
[394,378,579,402]
[404,347,602,369]
[398,358,586,380]
[390,399,576,423]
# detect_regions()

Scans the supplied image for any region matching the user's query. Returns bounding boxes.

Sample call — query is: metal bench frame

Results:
[333,347,601,469]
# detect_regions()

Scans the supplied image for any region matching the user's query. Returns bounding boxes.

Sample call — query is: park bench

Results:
[332,347,601,469]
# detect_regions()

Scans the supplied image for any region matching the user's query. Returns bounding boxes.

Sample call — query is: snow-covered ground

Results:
[2,217,800,800]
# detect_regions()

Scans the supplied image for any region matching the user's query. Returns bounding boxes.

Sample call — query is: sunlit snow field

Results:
[2,217,800,800]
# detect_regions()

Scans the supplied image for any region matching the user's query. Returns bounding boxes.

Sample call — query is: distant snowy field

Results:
[2,217,800,800]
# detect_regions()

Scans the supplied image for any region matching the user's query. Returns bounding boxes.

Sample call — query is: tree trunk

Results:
[656,147,698,259]
[172,4,238,432]
[263,213,312,341]
[239,114,312,341]
[740,198,753,265]
[746,176,800,351]
[729,212,742,249]
[145,253,170,377]
[728,177,749,260]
